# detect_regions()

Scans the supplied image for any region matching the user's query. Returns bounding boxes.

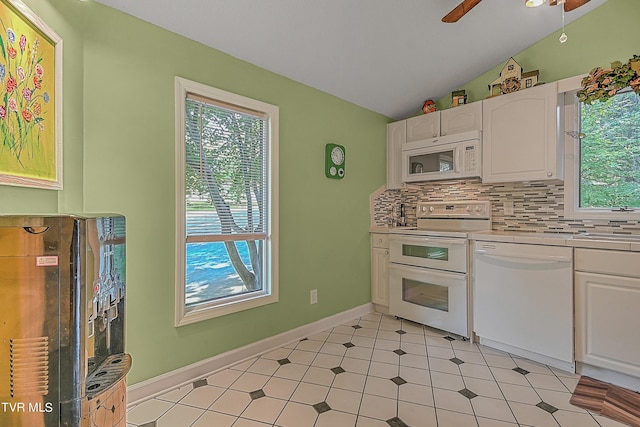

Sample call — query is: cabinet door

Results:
[482,83,559,183]
[406,112,440,143]
[575,271,640,377]
[371,247,389,306]
[386,121,405,190]
[440,102,482,136]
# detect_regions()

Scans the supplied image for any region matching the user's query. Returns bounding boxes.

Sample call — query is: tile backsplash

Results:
[373,179,640,235]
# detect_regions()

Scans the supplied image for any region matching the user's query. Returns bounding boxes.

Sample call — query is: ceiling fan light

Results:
[525,0,547,7]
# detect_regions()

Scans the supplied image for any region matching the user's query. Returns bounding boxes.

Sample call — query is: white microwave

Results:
[401,130,481,182]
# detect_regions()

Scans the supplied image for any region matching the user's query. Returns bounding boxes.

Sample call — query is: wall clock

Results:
[325,143,345,179]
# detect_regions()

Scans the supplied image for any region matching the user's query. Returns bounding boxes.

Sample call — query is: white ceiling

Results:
[94,0,607,120]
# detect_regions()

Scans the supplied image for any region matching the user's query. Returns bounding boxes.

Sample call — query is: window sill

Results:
[175,291,278,327]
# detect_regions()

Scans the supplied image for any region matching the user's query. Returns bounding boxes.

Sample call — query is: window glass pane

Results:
[401,244,448,261]
[402,278,449,312]
[186,241,261,306]
[184,97,267,305]
[580,90,640,209]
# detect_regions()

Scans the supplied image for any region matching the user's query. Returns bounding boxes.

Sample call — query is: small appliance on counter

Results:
[0,215,131,427]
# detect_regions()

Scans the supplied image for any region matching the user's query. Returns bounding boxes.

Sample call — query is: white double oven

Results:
[388,201,491,338]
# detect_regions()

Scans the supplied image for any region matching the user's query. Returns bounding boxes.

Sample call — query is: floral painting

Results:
[0,0,61,189]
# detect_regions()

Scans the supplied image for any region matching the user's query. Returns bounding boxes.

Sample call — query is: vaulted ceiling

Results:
[94,0,607,119]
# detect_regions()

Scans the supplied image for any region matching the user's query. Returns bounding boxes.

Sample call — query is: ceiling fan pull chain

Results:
[559,2,568,43]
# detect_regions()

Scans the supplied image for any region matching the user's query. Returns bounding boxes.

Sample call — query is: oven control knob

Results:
[429,206,434,212]
[475,206,482,213]
[466,206,471,212]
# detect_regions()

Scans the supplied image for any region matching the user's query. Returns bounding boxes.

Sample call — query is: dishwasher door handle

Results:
[474,250,572,263]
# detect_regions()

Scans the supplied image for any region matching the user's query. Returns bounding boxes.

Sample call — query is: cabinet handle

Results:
[442,131,446,136]
[433,133,438,138]
[385,250,389,255]
[547,172,553,177]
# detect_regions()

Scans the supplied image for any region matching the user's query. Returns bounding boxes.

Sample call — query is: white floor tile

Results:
[332,371,367,393]
[126,399,174,425]
[368,360,398,379]
[471,396,517,423]
[363,376,398,399]
[508,401,560,427]
[287,349,317,365]
[156,403,203,427]
[436,408,479,427]
[431,371,465,391]
[290,382,329,405]
[191,410,236,427]
[155,385,192,403]
[459,362,495,381]
[397,400,438,426]
[398,382,434,407]
[206,368,243,388]
[358,393,397,421]
[208,389,251,416]
[526,372,570,392]
[311,352,343,369]
[553,409,601,427]
[476,416,519,427]
[498,382,541,405]
[262,376,299,400]
[315,409,358,427]
[179,385,225,409]
[463,376,504,400]
[429,356,462,375]
[233,418,272,427]
[273,362,309,381]
[240,396,287,424]
[301,365,335,386]
[229,372,271,392]
[490,366,530,387]
[433,388,474,415]
[325,387,363,414]
[355,415,391,426]
[274,401,317,427]
[341,356,371,375]
[399,365,431,386]
[246,358,280,375]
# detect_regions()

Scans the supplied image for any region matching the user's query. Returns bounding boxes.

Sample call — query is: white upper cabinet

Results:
[386,121,406,190]
[482,83,562,183]
[440,102,483,136]
[405,102,482,143]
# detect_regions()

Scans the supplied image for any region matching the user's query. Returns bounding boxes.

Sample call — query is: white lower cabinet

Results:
[575,249,640,378]
[371,234,389,307]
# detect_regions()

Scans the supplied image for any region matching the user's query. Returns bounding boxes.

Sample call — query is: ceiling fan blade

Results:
[442,0,483,23]
[564,0,590,12]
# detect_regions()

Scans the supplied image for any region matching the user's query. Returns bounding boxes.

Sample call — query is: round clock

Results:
[331,146,345,165]
[325,143,346,180]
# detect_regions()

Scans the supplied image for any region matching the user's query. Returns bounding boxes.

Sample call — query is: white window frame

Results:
[174,77,279,326]
[561,75,640,221]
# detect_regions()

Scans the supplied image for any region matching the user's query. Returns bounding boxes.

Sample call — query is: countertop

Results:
[370,227,640,252]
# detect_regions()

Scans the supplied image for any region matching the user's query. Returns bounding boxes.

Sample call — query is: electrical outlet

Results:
[504,201,514,216]
[310,289,318,304]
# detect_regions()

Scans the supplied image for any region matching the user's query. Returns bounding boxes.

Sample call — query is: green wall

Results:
[437,0,640,109]
[53,1,385,384]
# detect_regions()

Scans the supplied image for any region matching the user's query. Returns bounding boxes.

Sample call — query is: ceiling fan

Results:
[442,0,591,23]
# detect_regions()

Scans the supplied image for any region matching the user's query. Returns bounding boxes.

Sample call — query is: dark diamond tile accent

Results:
[140,423,156,427]
[313,401,332,414]
[395,330,406,335]
[343,342,355,348]
[449,357,465,365]
[536,401,559,414]
[300,337,309,341]
[443,336,455,341]
[458,388,478,399]
[390,376,407,386]
[393,349,407,356]
[277,358,291,365]
[249,389,265,400]
[193,378,208,388]
[513,367,530,376]
[331,366,345,375]
[386,416,410,427]
[352,324,363,329]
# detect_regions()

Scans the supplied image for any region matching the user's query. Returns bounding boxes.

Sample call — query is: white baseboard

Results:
[127,303,373,405]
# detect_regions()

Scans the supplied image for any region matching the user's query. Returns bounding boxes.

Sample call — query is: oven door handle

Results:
[392,237,466,246]
[474,250,571,263]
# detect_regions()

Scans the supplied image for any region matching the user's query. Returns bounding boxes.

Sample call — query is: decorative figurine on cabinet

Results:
[451,89,467,107]
[422,99,436,114]
[488,57,539,97]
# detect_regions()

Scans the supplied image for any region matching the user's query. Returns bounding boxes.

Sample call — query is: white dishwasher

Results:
[473,241,574,372]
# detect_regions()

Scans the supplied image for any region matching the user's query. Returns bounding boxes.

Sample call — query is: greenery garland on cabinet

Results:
[577,55,640,104]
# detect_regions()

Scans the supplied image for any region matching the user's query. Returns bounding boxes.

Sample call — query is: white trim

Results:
[174,77,280,326]
[478,337,575,374]
[127,303,374,405]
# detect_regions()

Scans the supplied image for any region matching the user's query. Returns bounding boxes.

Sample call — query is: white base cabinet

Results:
[575,249,640,379]
[371,234,389,307]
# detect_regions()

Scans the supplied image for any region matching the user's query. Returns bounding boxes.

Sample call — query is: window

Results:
[564,87,640,219]
[175,77,279,326]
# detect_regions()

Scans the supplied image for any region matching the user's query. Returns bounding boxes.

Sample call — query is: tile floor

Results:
[126,312,629,427]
